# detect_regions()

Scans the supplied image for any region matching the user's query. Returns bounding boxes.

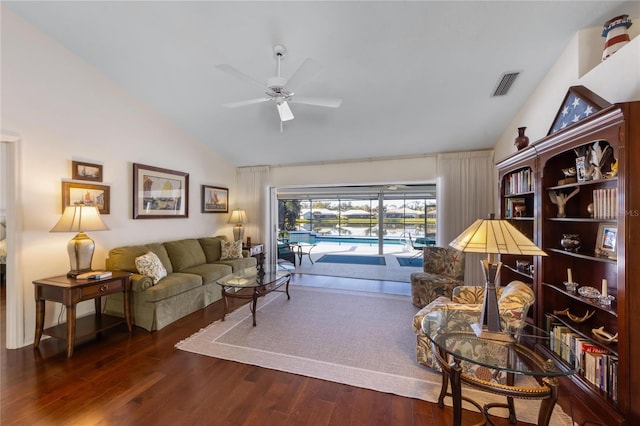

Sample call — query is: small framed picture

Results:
[133,163,189,219]
[575,156,589,182]
[201,185,229,213]
[62,181,110,214]
[595,224,617,259]
[72,161,103,182]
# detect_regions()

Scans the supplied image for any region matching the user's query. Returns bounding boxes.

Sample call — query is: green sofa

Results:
[104,236,257,331]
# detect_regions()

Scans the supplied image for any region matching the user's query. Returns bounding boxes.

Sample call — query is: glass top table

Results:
[216,265,291,326]
[422,309,575,426]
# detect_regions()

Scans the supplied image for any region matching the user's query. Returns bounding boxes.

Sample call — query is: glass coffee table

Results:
[422,309,575,426]
[216,266,291,326]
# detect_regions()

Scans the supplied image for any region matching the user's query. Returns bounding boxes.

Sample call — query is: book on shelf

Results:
[505,169,532,195]
[593,188,617,219]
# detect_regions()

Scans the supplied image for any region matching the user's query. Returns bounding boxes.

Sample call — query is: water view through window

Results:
[277,185,436,254]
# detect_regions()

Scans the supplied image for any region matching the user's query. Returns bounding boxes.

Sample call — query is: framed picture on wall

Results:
[62,181,110,214]
[71,161,103,182]
[201,185,228,213]
[133,163,189,219]
[595,223,617,259]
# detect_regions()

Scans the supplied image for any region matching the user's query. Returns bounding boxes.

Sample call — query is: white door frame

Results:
[1,130,24,349]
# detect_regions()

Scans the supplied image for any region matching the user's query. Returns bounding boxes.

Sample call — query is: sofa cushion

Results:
[138,272,203,302]
[164,239,207,271]
[181,263,232,284]
[198,237,225,263]
[107,245,151,273]
[217,256,257,272]
[135,252,168,285]
[146,243,174,274]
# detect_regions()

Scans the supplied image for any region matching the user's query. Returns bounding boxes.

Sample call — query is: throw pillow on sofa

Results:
[220,240,242,260]
[135,251,167,284]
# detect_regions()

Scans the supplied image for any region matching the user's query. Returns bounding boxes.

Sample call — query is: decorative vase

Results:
[514,127,529,150]
[560,234,581,252]
[602,15,632,61]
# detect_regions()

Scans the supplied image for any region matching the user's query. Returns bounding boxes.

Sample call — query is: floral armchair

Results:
[410,247,465,308]
[412,281,535,383]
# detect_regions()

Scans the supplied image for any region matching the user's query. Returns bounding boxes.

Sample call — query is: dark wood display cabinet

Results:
[497,94,639,426]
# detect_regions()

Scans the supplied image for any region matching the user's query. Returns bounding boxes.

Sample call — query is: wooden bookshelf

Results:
[497,99,640,425]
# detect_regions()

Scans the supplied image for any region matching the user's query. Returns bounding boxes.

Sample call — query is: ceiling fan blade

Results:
[216,64,267,90]
[222,98,270,108]
[290,96,343,108]
[284,58,323,91]
[276,101,295,122]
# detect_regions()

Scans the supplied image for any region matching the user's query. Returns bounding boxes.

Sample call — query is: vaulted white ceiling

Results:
[5,1,637,167]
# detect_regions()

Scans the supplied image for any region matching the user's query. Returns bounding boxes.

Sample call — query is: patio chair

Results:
[277,239,296,266]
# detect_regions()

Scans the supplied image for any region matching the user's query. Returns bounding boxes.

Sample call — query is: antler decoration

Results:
[548,187,580,218]
[592,326,618,343]
[553,308,595,323]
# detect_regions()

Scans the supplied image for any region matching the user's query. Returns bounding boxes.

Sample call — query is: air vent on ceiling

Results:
[492,72,520,97]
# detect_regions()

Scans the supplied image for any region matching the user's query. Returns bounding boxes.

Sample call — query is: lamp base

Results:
[66,269,92,279]
[233,225,245,242]
[470,323,515,342]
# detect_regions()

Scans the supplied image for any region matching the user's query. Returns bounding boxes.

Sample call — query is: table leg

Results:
[123,283,132,332]
[95,297,103,338]
[285,276,291,300]
[34,299,45,348]
[221,291,228,321]
[251,289,258,326]
[66,304,76,358]
[537,377,558,426]
[450,357,463,426]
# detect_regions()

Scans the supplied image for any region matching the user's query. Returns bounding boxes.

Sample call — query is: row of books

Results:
[549,322,618,402]
[504,169,533,195]
[592,188,617,219]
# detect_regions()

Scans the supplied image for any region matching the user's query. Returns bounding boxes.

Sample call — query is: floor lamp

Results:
[449,214,547,341]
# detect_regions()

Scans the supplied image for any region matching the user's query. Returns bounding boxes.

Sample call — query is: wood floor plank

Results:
[0,278,578,425]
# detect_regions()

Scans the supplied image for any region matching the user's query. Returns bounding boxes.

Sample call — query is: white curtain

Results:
[437,150,495,285]
[236,166,270,245]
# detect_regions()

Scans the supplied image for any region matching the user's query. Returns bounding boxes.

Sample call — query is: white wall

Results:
[1,9,238,347]
[494,21,640,163]
[270,155,438,188]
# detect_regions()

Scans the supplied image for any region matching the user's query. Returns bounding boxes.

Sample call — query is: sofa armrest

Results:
[131,273,154,292]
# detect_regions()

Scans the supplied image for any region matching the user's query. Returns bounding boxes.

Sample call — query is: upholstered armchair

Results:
[412,281,535,382]
[410,247,465,308]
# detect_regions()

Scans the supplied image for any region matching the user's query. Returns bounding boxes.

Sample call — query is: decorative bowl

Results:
[578,286,601,299]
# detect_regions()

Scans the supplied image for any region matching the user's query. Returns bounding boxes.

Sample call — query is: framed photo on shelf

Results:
[71,161,103,182]
[201,185,228,213]
[595,223,617,259]
[62,181,110,214]
[133,163,189,219]
[575,156,589,182]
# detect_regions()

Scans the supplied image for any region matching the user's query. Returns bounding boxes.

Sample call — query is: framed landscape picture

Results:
[62,181,110,214]
[201,185,228,213]
[71,161,103,182]
[133,163,189,219]
[595,223,617,259]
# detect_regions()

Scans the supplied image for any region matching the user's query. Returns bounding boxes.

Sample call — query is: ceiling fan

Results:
[217,44,342,131]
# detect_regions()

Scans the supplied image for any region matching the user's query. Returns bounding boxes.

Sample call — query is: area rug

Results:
[397,256,423,267]
[316,254,386,265]
[176,285,571,425]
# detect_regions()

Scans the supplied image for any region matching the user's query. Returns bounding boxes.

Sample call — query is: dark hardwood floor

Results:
[1,275,573,425]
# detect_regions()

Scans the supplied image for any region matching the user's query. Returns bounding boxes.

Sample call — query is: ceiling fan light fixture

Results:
[277,101,294,122]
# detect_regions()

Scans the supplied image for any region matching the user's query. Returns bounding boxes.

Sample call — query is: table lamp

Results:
[228,209,247,241]
[50,204,109,278]
[449,214,546,341]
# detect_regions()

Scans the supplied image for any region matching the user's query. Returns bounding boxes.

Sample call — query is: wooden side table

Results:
[33,271,132,358]
[244,243,265,269]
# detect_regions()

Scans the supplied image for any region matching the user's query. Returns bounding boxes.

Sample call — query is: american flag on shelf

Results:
[550,92,600,134]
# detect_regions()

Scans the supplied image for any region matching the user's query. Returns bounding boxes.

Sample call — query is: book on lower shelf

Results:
[549,322,618,402]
